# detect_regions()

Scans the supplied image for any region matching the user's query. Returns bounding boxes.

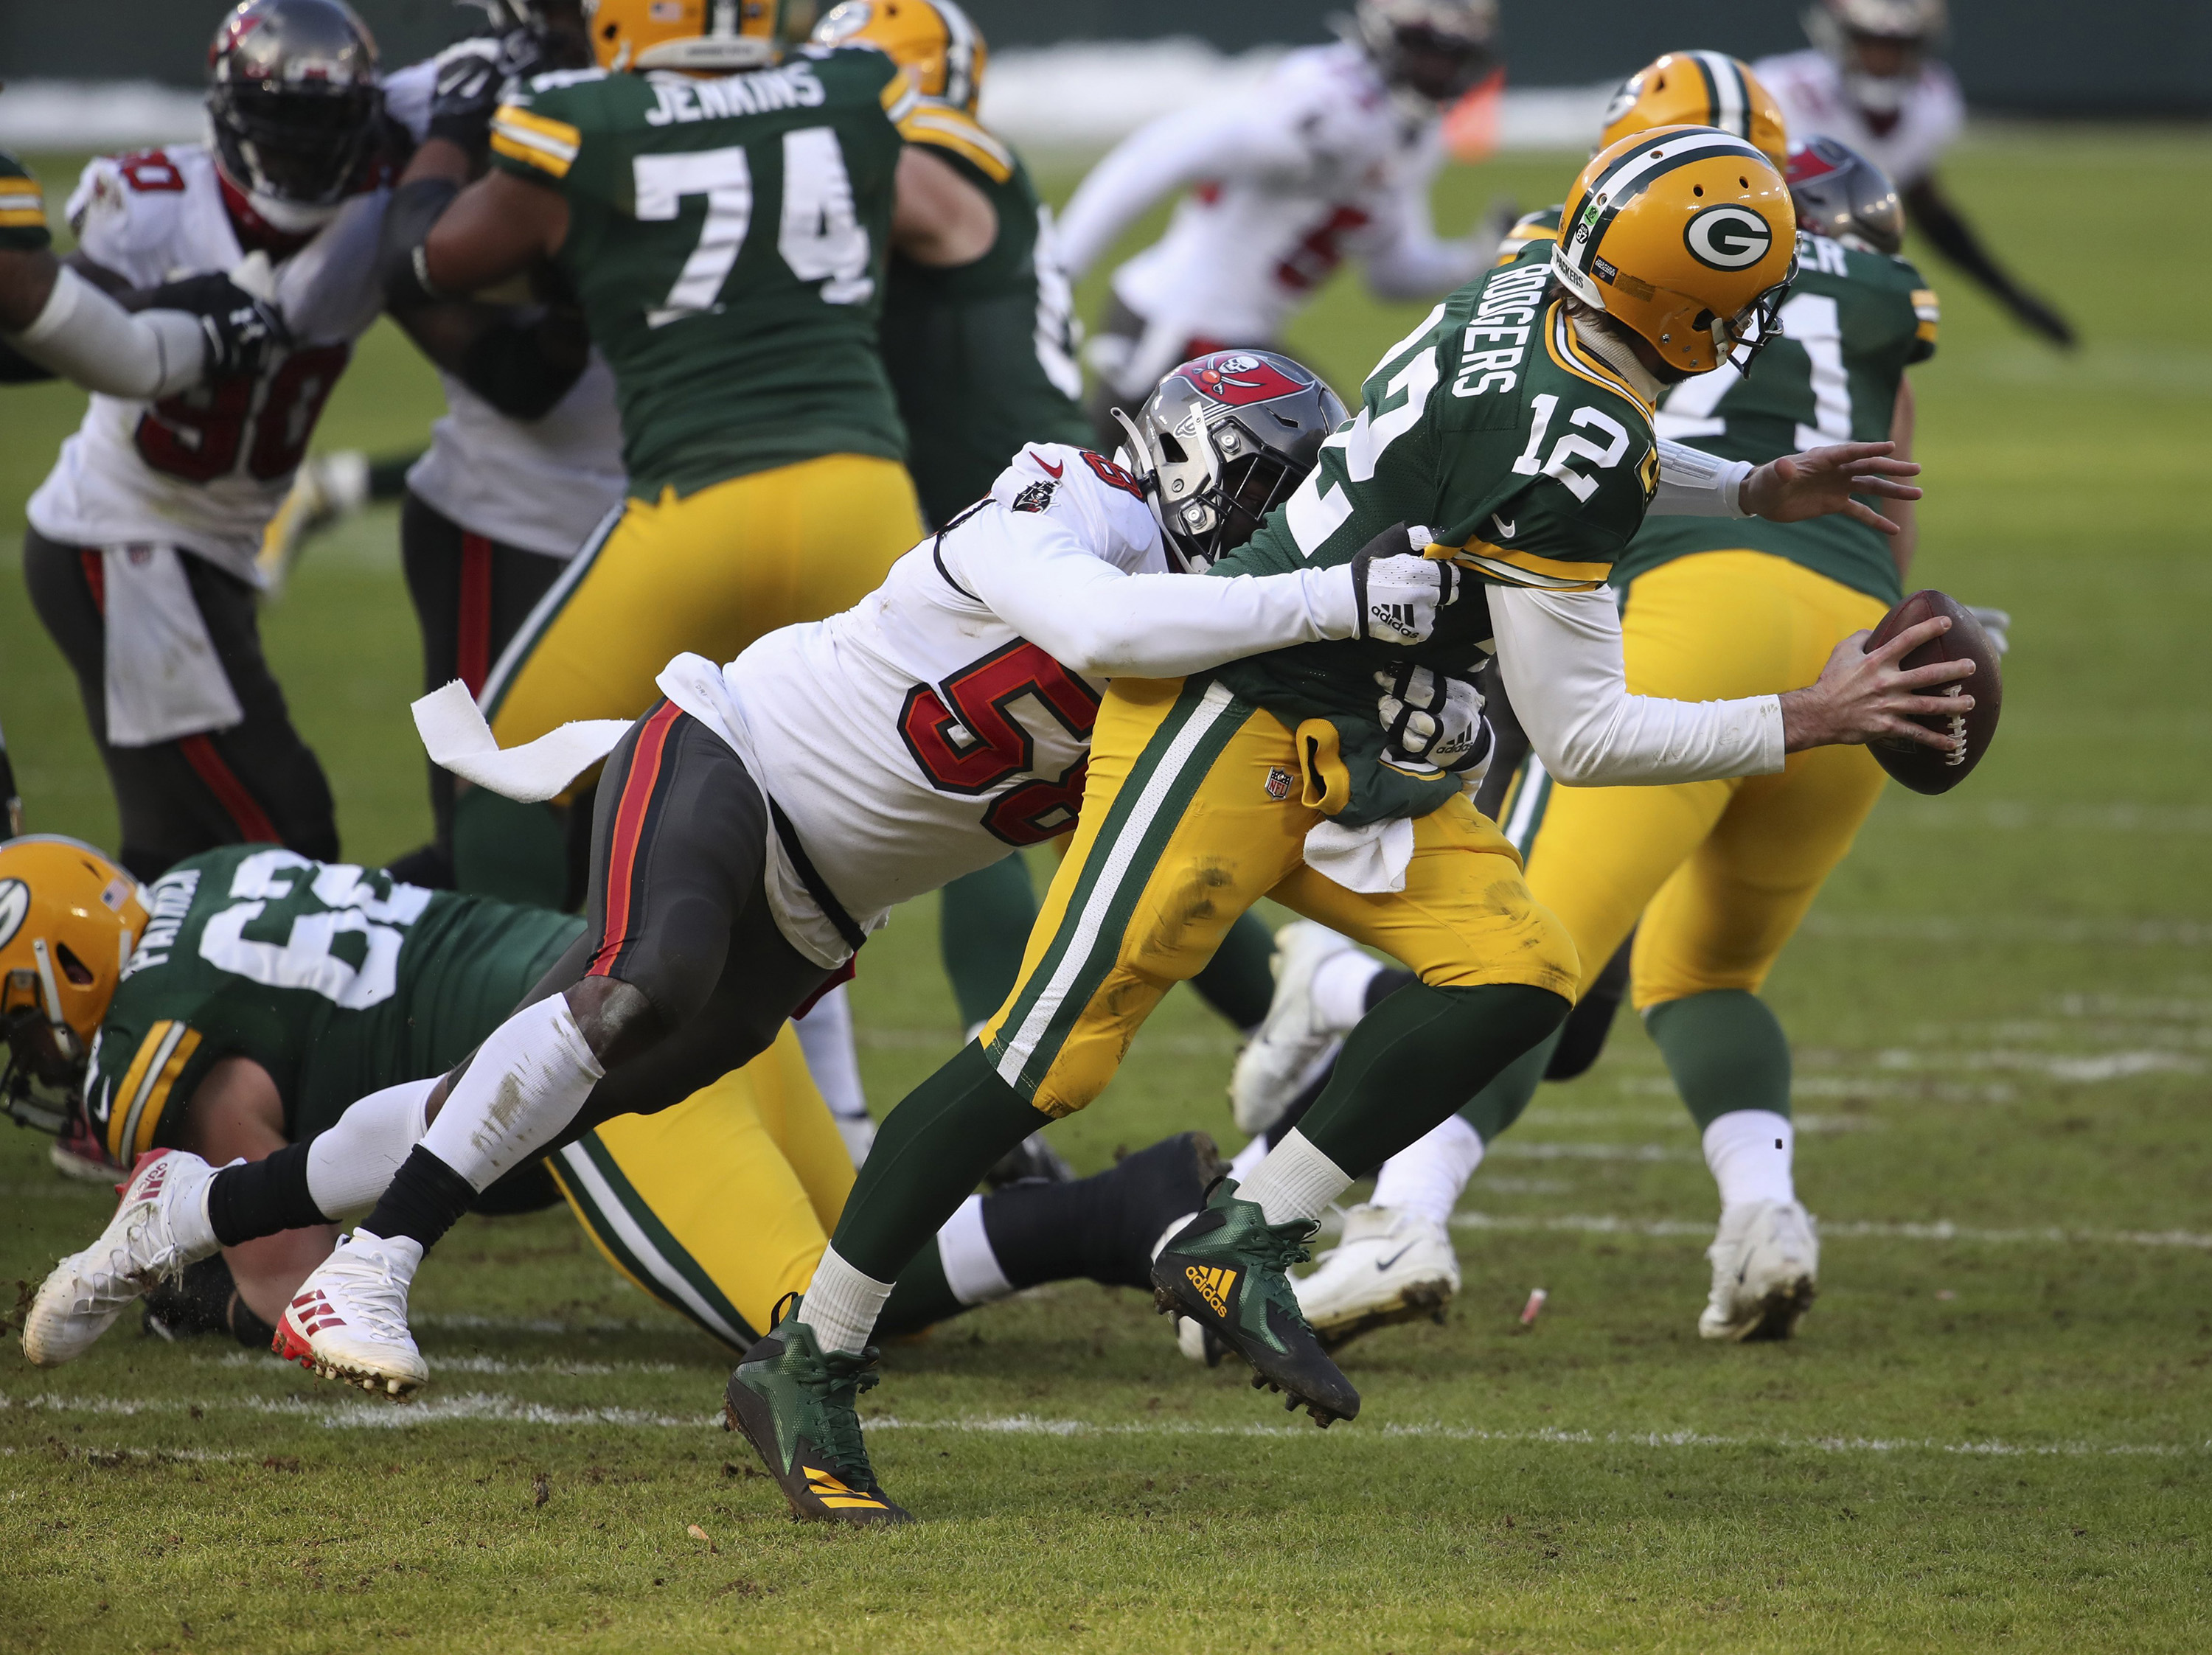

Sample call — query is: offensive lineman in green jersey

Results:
[377,0,998,906]
[13,836,1226,1371]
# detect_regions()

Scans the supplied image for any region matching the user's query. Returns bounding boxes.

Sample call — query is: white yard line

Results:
[1447,1210,2212,1250]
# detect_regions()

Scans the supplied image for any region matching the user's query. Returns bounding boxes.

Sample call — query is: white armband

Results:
[1650,439,1755,518]
[4,264,209,399]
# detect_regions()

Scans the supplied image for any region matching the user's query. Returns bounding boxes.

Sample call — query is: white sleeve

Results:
[948,509,1360,680]
[1362,150,1487,301]
[1054,102,1314,281]
[1649,439,1756,518]
[380,58,439,146]
[2,264,209,398]
[1490,585,1784,786]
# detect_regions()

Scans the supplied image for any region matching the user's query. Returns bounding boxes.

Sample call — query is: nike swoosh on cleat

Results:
[1374,1245,1419,1272]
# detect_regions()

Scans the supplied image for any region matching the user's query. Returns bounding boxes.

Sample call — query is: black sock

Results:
[979,1168,1122,1292]
[359,1145,479,1250]
[227,1289,279,1351]
[205,1143,324,1247]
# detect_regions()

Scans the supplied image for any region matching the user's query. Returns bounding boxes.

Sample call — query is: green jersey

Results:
[1208,239,1661,825]
[879,103,1088,527]
[0,149,52,252]
[87,847,580,1162]
[1624,228,1937,604]
[489,48,913,500]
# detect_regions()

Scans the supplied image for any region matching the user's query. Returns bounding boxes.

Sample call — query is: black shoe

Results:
[724,1297,911,1525]
[984,1129,1075,1189]
[1151,1180,1360,1426]
[1101,1131,1222,1290]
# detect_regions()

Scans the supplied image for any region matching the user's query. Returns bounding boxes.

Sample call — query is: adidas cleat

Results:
[725,1300,910,1525]
[273,1229,428,1398]
[1229,922,1358,1136]
[1700,1199,1820,1342]
[22,1149,220,1367]
[1151,1180,1359,1426]
[1293,1202,1460,1352]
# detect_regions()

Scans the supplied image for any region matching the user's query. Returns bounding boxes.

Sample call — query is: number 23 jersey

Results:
[25,145,388,585]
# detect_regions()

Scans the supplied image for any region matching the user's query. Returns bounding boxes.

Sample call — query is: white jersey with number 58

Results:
[25,144,387,585]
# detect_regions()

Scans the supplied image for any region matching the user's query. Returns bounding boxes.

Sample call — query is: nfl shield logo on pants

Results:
[1265,765,1295,801]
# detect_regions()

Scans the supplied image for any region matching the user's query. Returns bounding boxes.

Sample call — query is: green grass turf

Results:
[4,129,2211,1652]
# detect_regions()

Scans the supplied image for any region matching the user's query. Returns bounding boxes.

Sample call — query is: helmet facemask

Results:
[1,954,93,1135]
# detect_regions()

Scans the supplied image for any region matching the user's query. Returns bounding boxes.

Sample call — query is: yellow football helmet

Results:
[1554,126,1798,377]
[813,0,985,113]
[584,0,815,73]
[0,836,148,1132]
[1599,51,1789,168]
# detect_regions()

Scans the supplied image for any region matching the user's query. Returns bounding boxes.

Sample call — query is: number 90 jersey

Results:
[24,145,387,586]
[487,48,913,503]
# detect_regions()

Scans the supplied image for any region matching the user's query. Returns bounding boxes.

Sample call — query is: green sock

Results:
[827,1041,1051,1282]
[1644,989,1792,1132]
[1296,981,1568,1180]
[875,1241,965,1337]
[1190,908,1276,1031]
[937,855,1037,1031]
[1458,1024,1560,1144]
[451,787,568,907]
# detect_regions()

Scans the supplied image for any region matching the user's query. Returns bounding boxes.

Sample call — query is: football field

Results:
[3,130,2209,1653]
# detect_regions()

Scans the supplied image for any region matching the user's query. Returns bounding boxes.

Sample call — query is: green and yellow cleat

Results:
[723,1298,911,1526]
[1150,1179,1360,1426]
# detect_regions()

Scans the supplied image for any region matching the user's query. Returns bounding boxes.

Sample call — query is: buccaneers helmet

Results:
[206,0,383,234]
[1600,52,1789,169]
[1553,126,1798,377]
[813,0,986,114]
[1787,136,1905,255]
[1353,0,1499,111]
[1110,352,1348,574]
[585,0,814,72]
[0,837,148,1136]
[1806,0,1947,118]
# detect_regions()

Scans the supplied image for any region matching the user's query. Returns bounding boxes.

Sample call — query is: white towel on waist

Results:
[411,680,630,803]
[1301,817,1415,894]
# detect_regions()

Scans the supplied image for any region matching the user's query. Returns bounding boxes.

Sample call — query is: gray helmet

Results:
[1786,136,1905,256]
[1110,351,1348,574]
[206,0,383,230]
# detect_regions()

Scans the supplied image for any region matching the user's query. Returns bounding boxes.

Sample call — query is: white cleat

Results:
[1700,1199,1820,1342]
[22,1149,221,1367]
[1229,922,1360,1136]
[274,1229,430,1399]
[1293,1202,1460,1352]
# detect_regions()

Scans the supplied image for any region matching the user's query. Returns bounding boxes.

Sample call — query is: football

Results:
[1860,588,2003,794]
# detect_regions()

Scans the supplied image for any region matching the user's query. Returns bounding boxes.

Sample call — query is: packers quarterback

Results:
[9,835,1225,1372]
[759,125,1977,1521]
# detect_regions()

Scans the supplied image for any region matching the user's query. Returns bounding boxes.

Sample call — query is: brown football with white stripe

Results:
[1860,588,2002,795]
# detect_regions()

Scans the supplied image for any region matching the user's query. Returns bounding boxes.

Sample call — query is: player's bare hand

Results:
[1778,616,1974,752]
[1742,441,1924,535]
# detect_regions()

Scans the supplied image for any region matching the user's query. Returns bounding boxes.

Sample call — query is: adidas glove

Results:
[139,272,288,380]
[1376,663,1495,791]
[1349,523,1459,647]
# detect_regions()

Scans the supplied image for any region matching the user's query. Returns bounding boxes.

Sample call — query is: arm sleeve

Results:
[1362,156,1487,301]
[1489,584,1784,786]
[1,264,208,398]
[952,510,1360,679]
[1648,439,1754,518]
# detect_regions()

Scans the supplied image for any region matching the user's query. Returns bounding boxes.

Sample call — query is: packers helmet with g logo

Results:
[0,837,148,1135]
[813,0,986,113]
[1553,126,1798,377]
[1599,51,1788,168]
[583,0,814,72]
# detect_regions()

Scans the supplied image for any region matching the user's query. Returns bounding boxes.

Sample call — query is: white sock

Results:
[305,1078,436,1223]
[1369,1113,1484,1228]
[1309,950,1385,1036]
[1226,1132,1270,1184]
[934,1195,1013,1306]
[799,1244,895,1356]
[1234,1128,1352,1228]
[1703,1109,1797,1212]
[417,997,605,1191]
[793,984,869,1123]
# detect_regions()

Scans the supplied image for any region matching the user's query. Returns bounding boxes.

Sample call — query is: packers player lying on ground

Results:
[5,837,1222,1365]
[740,128,1975,1523]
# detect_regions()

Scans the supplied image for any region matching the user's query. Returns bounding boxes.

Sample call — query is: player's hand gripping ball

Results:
[1861,588,2003,794]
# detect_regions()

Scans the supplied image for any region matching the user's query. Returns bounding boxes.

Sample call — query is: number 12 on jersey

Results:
[634,126,872,327]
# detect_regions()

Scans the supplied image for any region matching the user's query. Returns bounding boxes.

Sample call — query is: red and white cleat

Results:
[22,1149,220,1367]
[274,1229,429,1399]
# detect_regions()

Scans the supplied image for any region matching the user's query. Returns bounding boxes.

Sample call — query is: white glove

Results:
[1964,604,2011,658]
[1350,526,1460,647]
[1376,663,1495,791]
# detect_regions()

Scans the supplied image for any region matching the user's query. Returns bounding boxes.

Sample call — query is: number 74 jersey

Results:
[25,144,387,586]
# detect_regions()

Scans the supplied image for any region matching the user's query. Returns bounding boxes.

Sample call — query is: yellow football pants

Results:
[1522,551,1891,1011]
[547,1023,855,1348]
[482,453,923,754]
[981,676,1579,1118]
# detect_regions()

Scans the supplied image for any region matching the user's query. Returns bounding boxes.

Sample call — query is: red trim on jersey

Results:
[456,534,493,696]
[179,736,279,843]
[589,702,684,979]
[80,551,105,613]
[792,955,858,1020]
